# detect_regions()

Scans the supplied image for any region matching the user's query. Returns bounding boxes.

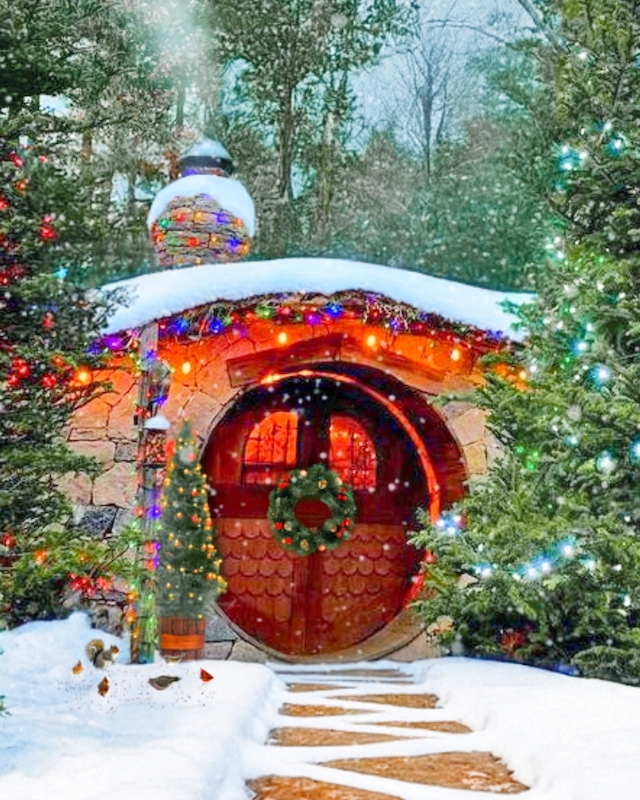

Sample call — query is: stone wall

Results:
[65,315,502,659]
[440,401,501,480]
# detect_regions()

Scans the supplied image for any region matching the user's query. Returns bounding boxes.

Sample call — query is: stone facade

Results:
[66,312,502,659]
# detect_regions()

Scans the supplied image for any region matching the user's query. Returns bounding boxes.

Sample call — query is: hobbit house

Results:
[64,140,527,663]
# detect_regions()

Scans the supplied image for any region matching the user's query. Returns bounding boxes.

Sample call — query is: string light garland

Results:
[432,509,602,586]
[150,194,251,267]
[97,291,509,357]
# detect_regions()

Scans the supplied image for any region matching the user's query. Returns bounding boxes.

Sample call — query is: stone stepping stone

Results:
[338,693,438,709]
[315,669,407,678]
[269,727,406,747]
[247,775,397,800]
[287,684,348,693]
[281,703,373,717]
[365,720,472,734]
[322,751,529,794]
[280,672,413,685]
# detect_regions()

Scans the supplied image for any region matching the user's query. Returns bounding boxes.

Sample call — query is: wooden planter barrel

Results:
[159,617,206,661]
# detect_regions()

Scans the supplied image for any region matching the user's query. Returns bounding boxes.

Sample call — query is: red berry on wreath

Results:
[275,522,283,530]
[283,537,292,545]
[336,532,342,538]
[424,551,437,564]
[344,519,351,527]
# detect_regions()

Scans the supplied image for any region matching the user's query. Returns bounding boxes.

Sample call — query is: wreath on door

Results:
[267,463,357,556]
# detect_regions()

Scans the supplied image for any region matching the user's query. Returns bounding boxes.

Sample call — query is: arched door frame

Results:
[258,368,441,521]
[201,359,469,659]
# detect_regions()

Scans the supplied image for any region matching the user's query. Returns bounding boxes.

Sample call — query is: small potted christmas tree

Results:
[156,419,226,660]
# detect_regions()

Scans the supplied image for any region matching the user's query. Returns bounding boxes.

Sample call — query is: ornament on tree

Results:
[500,628,529,656]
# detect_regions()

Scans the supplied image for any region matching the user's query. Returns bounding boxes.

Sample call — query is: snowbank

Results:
[409,657,640,800]
[3,618,635,799]
[103,257,532,338]
[0,614,284,800]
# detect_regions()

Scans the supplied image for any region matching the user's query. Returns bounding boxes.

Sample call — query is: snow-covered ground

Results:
[0,614,282,800]
[2,614,639,800]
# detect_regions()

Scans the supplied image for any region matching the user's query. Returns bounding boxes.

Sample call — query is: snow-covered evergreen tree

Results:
[411,0,640,683]
[0,138,136,626]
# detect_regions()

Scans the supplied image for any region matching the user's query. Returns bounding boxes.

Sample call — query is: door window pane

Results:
[243,411,299,485]
[330,416,377,490]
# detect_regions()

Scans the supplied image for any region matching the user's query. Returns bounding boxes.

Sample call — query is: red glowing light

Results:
[40,224,58,241]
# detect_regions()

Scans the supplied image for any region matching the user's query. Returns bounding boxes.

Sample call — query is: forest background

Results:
[0,0,554,291]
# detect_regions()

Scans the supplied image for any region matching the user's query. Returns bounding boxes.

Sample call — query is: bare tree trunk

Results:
[275,86,297,255]
[176,80,186,129]
[277,90,296,204]
[81,128,93,164]
[435,84,448,143]
[419,73,434,180]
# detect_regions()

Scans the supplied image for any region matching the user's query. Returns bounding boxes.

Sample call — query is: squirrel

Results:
[85,639,120,669]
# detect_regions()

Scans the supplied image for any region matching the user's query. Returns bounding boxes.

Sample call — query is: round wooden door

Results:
[202,373,426,656]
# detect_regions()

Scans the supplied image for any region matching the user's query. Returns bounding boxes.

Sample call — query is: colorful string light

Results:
[98,291,508,356]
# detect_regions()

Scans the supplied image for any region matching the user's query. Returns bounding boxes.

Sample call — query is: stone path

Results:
[247,665,528,800]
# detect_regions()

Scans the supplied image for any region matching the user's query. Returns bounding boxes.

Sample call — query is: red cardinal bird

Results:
[200,668,214,682]
[98,677,109,696]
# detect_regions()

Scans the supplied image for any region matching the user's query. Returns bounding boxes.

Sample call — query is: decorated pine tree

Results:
[411,0,640,684]
[0,138,129,626]
[156,420,225,626]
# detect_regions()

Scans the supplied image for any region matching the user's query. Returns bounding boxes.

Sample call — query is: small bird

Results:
[163,654,184,665]
[200,668,214,683]
[97,677,109,696]
[72,660,83,675]
[148,675,181,691]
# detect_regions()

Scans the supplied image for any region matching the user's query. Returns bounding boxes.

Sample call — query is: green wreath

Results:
[267,463,357,556]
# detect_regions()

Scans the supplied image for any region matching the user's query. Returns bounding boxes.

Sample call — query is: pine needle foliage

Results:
[410,0,640,684]
[0,138,130,628]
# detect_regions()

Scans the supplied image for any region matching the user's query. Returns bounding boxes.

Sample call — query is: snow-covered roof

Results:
[102,258,532,340]
[147,174,256,236]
